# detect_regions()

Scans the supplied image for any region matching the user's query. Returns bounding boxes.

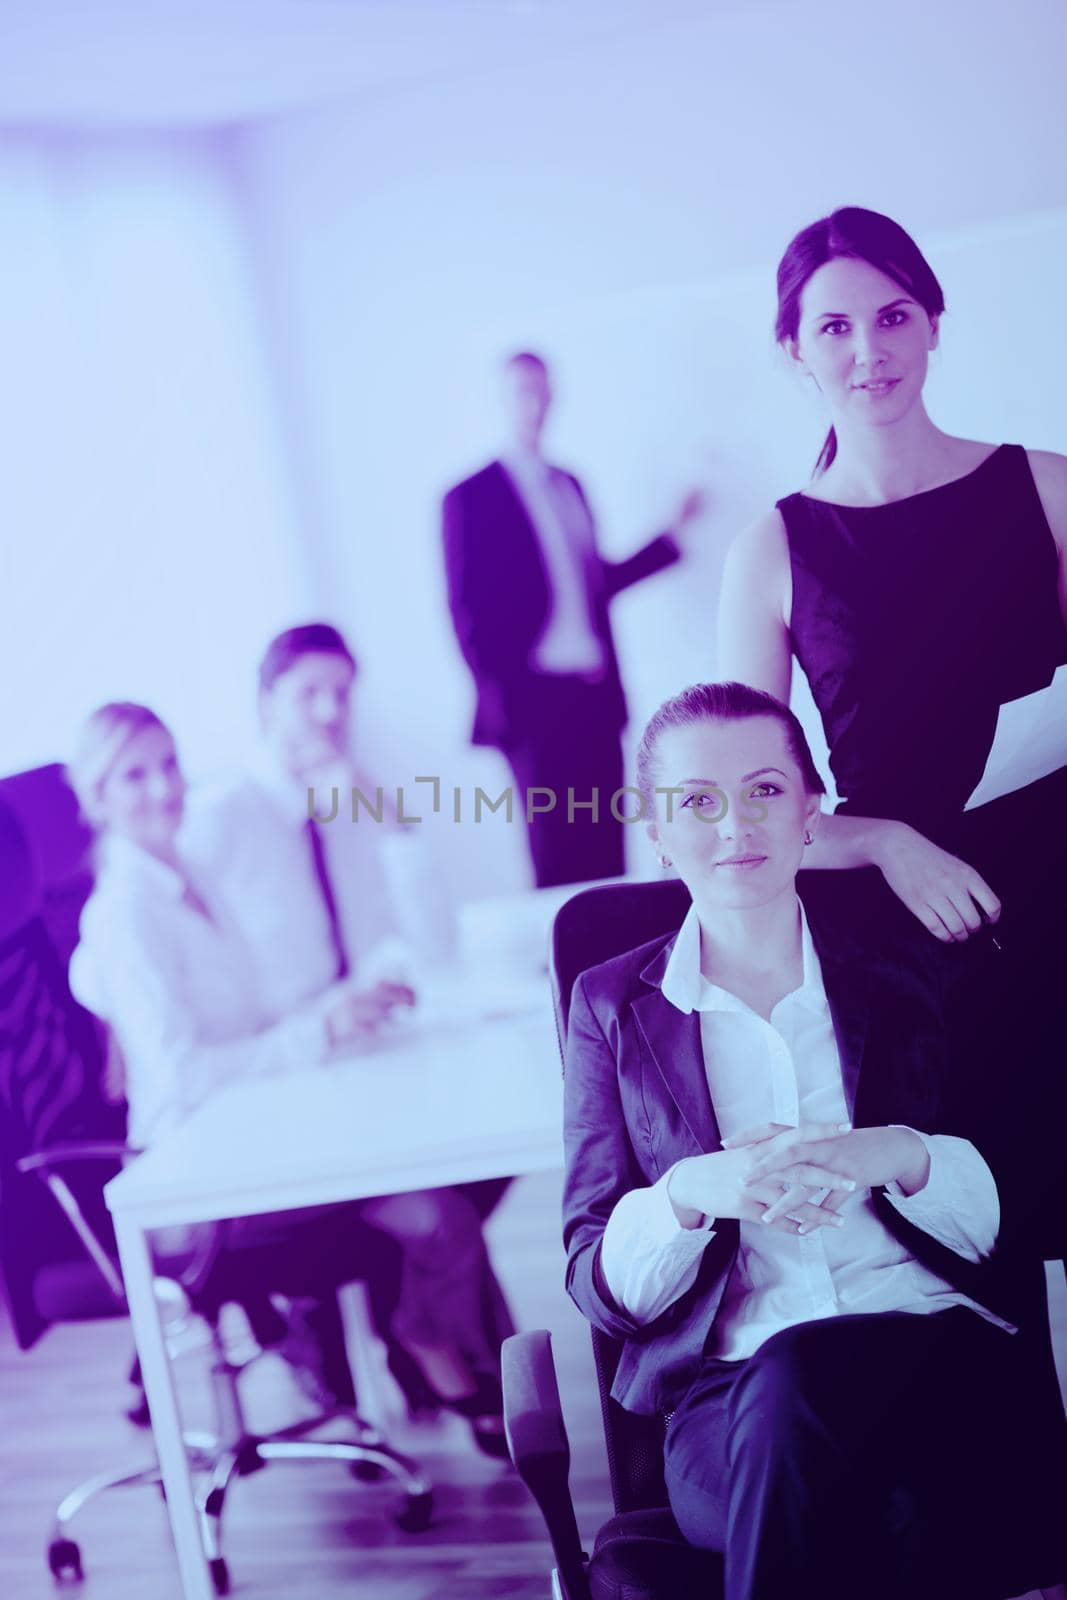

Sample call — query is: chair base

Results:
[44,1338,434,1587]
[47,1434,226,1593]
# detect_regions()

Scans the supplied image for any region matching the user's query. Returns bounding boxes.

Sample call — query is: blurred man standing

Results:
[442,351,703,886]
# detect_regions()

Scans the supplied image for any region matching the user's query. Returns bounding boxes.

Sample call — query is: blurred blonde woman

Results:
[68,702,507,1452]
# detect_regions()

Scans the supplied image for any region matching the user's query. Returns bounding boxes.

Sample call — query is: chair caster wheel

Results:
[47,1537,83,1580]
[209,1555,230,1595]
[395,1490,433,1532]
[349,1460,387,1482]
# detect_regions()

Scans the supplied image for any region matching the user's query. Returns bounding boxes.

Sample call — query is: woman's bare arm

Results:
[1027,448,1067,628]
[716,511,892,872]
[716,509,793,702]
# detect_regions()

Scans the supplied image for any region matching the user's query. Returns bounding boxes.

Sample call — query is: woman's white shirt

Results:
[599,903,1006,1359]
[69,835,328,1148]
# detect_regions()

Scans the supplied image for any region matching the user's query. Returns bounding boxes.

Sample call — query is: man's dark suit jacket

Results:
[563,871,1053,1417]
[442,460,678,749]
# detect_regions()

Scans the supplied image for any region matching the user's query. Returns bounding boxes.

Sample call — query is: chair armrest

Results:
[15,1141,220,1304]
[502,1330,591,1600]
[503,1327,572,1464]
[17,1141,142,1174]
[16,1143,140,1304]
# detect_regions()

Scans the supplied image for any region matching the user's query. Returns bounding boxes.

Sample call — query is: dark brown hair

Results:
[775,206,945,474]
[504,350,549,375]
[636,681,825,811]
[258,623,357,694]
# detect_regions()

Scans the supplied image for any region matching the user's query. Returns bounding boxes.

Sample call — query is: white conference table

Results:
[105,970,564,1600]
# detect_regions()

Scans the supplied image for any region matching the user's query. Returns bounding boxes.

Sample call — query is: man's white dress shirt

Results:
[69,835,326,1148]
[600,901,1009,1360]
[181,756,404,1017]
[501,449,607,679]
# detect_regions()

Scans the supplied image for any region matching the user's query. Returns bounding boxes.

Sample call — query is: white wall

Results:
[230,0,1067,896]
[4,1,1064,867]
[0,131,310,779]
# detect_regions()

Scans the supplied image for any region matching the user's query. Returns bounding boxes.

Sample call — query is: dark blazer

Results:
[562,871,1051,1416]
[442,459,679,748]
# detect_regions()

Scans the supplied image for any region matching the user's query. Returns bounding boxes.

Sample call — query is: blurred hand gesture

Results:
[670,486,709,548]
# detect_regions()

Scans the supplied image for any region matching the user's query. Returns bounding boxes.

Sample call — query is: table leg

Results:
[114,1216,213,1600]
[339,1281,407,1430]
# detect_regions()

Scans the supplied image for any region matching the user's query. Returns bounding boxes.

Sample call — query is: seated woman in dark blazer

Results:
[562,680,1065,1600]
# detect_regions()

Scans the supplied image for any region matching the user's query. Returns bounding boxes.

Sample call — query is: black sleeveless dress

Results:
[780,443,1067,1250]
[779,443,1066,844]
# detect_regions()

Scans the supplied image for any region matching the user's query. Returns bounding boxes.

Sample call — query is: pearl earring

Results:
[803,829,814,846]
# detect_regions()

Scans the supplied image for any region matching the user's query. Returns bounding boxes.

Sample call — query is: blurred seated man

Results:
[182,622,516,1445]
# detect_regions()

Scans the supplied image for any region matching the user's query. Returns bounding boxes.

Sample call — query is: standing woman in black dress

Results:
[716,206,1067,1242]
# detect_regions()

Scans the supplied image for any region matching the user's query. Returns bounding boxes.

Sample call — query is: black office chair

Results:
[0,783,432,1595]
[503,877,722,1600]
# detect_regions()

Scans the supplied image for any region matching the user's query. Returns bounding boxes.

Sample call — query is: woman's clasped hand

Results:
[668,1120,931,1236]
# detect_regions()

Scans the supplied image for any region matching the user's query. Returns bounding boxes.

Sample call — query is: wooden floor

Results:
[1,1173,1063,1600]
[0,1172,611,1600]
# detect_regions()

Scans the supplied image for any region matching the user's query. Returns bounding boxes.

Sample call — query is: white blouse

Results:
[180,760,408,1018]
[600,902,1007,1360]
[70,835,328,1148]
